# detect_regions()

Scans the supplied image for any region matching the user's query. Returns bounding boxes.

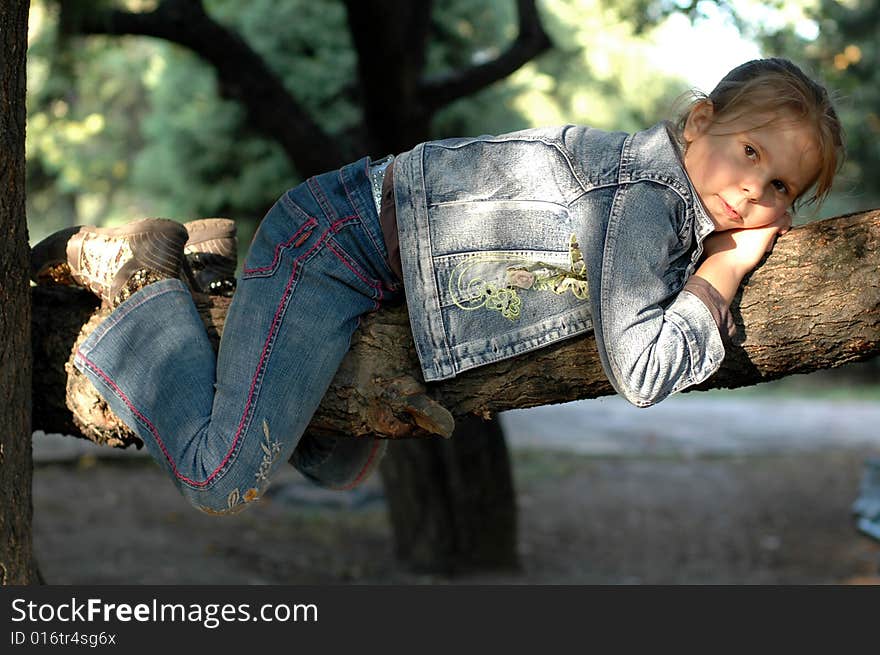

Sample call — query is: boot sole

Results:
[30,226,81,282]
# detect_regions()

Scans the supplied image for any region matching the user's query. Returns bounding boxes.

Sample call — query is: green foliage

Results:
[27,1,160,240]
[26,0,690,241]
[433,0,688,137]
[27,0,362,235]
[128,0,360,221]
[208,0,356,128]
[130,44,294,221]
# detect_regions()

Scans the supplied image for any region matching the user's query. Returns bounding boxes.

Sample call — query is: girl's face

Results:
[683,103,821,232]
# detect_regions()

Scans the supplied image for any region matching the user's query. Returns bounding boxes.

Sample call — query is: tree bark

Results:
[1,0,39,585]
[32,209,880,442]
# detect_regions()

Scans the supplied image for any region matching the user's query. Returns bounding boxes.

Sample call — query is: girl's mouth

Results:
[719,197,742,221]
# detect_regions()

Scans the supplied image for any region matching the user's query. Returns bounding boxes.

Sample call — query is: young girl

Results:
[32,58,844,515]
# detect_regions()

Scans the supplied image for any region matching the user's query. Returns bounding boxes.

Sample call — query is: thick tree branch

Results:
[31,209,880,448]
[418,0,552,112]
[58,0,346,175]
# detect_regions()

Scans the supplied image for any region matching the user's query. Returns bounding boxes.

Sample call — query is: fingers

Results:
[777,211,793,235]
[765,215,792,252]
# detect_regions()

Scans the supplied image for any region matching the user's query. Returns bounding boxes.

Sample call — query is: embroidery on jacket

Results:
[448,234,589,321]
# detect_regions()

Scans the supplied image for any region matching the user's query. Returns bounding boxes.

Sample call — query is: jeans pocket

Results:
[242,198,319,279]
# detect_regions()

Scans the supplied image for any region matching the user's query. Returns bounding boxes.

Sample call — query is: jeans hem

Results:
[76,278,190,362]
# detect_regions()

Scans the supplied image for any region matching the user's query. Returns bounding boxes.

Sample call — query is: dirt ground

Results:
[31,443,880,585]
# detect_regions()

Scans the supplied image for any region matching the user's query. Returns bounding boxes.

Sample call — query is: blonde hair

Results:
[676,58,845,210]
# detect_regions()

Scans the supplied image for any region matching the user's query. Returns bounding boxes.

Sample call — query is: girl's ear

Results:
[683,100,714,144]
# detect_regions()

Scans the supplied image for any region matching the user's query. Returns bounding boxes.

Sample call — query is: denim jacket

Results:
[391,121,725,407]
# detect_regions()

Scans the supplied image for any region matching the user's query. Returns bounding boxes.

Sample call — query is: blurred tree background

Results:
[26,0,880,244]
[25,0,880,574]
[26,0,694,247]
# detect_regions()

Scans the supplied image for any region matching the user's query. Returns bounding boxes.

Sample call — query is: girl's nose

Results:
[742,177,766,203]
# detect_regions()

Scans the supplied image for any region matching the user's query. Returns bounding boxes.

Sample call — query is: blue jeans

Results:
[73,157,402,514]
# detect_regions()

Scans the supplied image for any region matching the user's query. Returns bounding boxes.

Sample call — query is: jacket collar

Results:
[621,122,716,241]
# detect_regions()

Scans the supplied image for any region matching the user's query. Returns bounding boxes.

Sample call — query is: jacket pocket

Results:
[427,200,571,256]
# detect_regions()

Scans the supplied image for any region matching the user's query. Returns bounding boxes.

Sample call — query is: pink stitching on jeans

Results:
[331,440,383,491]
[329,215,358,233]
[325,239,383,310]
[211,229,332,483]
[243,217,318,275]
[75,352,202,485]
[77,226,336,488]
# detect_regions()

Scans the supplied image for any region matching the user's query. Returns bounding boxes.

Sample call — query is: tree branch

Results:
[58,0,347,175]
[419,0,553,112]
[32,209,880,448]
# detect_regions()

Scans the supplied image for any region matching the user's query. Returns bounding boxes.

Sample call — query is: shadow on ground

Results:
[32,445,880,585]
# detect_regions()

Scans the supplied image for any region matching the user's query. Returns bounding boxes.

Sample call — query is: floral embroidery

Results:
[506,269,536,289]
[255,419,283,485]
[506,234,590,300]
[198,502,246,516]
[448,234,589,320]
[447,255,523,320]
[207,420,283,515]
[484,285,522,320]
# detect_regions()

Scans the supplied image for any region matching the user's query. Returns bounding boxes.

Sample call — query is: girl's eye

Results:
[744,145,757,159]
[772,180,789,194]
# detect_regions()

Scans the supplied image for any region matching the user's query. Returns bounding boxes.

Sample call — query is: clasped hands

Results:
[694,212,791,305]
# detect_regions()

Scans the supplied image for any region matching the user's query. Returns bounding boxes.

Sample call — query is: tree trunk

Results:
[32,209,880,439]
[1,0,39,585]
[381,415,519,574]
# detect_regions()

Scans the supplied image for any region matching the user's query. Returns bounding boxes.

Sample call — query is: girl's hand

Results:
[694,212,791,306]
[701,212,792,277]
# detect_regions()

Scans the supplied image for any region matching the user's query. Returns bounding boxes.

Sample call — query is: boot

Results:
[182,218,237,296]
[31,218,189,307]
[32,218,238,297]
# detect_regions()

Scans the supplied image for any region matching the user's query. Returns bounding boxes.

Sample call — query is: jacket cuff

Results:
[682,275,737,345]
